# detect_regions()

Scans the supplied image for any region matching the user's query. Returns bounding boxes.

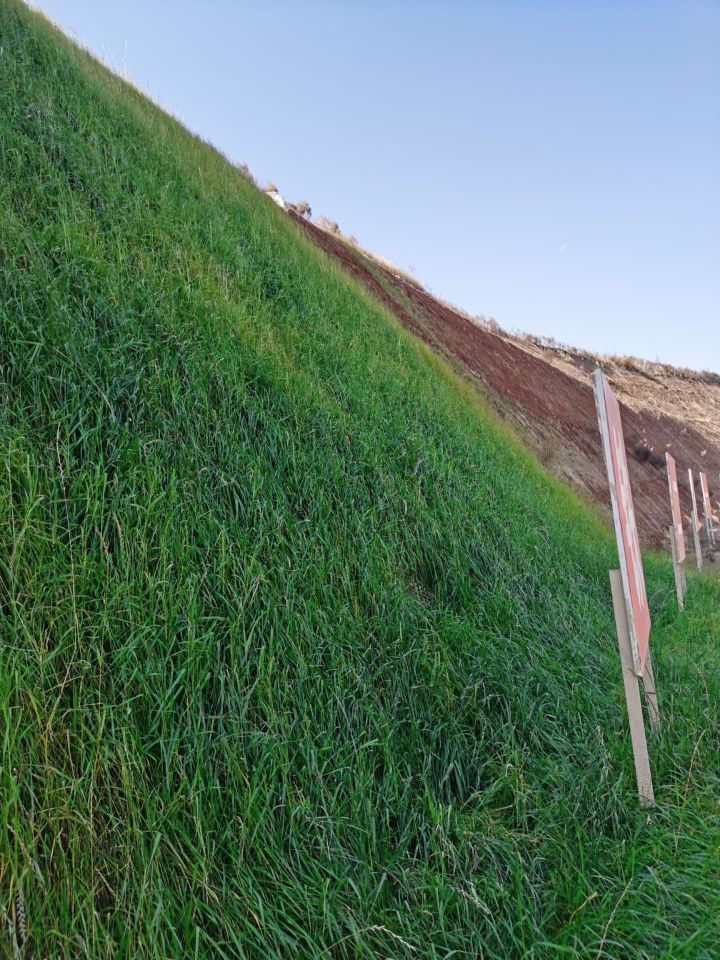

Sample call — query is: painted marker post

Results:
[593,369,659,806]
[609,570,655,807]
[688,469,703,570]
[665,453,686,609]
[699,472,715,548]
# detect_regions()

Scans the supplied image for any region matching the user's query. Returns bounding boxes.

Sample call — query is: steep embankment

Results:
[1,4,719,958]
[292,214,720,549]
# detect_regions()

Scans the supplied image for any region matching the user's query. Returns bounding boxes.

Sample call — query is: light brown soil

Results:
[291,212,720,549]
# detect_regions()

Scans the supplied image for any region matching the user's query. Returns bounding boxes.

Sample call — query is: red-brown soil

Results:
[291,211,720,550]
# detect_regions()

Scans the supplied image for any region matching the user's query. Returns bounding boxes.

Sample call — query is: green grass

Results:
[1,3,719,957]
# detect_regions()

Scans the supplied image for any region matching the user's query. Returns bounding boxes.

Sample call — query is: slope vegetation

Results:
[0,4,719,957]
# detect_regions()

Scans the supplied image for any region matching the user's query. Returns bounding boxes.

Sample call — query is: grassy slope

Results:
[0,4,719,957]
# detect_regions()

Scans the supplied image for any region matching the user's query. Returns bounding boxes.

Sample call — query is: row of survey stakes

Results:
[592,369,716,808]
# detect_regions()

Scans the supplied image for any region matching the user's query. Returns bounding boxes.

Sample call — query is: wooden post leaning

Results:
[669,524,685,610]
[692,514,703,571]
[689,470,703,571]
[642,647,661,736]
[609,570,656,807]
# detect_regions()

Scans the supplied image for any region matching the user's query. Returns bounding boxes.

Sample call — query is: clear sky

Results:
[32,1,719,371]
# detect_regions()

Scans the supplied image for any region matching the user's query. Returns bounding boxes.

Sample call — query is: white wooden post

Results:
[642,651,661,735]
[689,471,703,570]
[609,570,655,807]
[669,524,684,610]
[700,474,715,548]
[692,512,703,570]
[703,510,713,550]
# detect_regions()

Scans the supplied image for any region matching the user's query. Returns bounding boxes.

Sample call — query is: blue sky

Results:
[33,1,719,371]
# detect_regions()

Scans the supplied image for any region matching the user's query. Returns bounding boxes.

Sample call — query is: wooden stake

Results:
[692,515,703,571]
[668,525,684,610]
[609,570,655,807]
[642,651,661,735]
[689,472,703,570]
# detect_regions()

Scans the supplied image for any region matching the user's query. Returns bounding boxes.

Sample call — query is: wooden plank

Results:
[593,370,651,674]
[669,524,684,610]
[688,469,704,570]
[609,570,655,807]
[666,453,686,562]
[642,650,661,735]
[699,472,715,547]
